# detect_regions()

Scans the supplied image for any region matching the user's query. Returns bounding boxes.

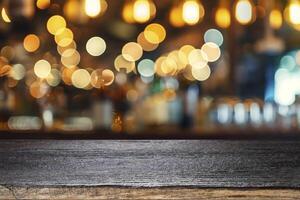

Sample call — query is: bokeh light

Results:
[10,64,26,80]
[71,69,91,89]
[235,0,253,25]
[34,59,51,79]
[144,23,166,44]
[137,32,159,51]
[114,55,135,73]
[84,0,101,18]
[23,34,40,52]
[36,0,51,10]
[137,59,155,77]
[86,36,106,56]
[215,7,231,28]
[122,42,143,62]
[47,15,67,35]
[204,29,223,47]
[201,42,221,62]
[191,64,211,81]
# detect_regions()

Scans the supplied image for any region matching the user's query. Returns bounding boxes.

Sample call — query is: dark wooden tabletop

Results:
[1,139,300,188]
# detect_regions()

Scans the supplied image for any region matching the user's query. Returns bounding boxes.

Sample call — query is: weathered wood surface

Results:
[1,186,300,200]
[0,140,300,187]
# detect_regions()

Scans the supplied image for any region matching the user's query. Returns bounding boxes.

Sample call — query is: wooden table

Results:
[0,140,300,199]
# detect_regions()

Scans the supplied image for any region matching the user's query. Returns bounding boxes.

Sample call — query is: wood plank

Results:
[1,186,300,200]
[0,140,300,187]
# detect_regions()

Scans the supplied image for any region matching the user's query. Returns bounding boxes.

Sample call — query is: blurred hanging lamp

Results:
[84,0,101,18]
[182,0,205,26]
[269,0,282,30]
[122,0,156,24]
[169,1,185,27]
[215,0,231,29]
[234,0,255,25]
[284,0,300,30]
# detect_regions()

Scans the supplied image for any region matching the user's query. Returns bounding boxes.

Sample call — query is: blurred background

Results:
[0,0,300,138]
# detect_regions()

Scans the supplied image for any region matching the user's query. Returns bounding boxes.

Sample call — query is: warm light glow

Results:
[72,69,91,89]
[36,0,51,10]
[144,23,166,44]
[269,9,282,29]
[122,1,135,23]
[188,49,208,68]
[61,49,80,68]
[1,8,11,23]
[47,15,67,35]
[235,0,253,25]
[10,64,25,80]
[287,0,300,25]
[23,34,40,52]
[84,0,101,18]
[34,60,51,79]
[137,32,158,51]
[182,0,202,25]
[133,0,151,23]
[30,81,48,98]
[201,42,221,62]
[122,42,143,62]
[86,36,106,56]
[215,7,231,28]
[46,69,61,87]
[114,55,135,73]
[54,28,74,47]
[169,4,185,27]
[191,64,211,81]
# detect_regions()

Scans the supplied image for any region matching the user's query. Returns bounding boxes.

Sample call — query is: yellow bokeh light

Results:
[133,0,151,23]
[144,23,166,44]
[201,42,221,62]
[1,8,11,23]
[137,32,158,51]
[23,34,40,52]
[215,7,231,28]
[161,57,177,76]
[269,9,282,29]
[235,0,253,25]
[47,15,67,35]
[54,28,74,47]
[71,69,91,89]
[191,64,211,81]
[169,4,185,27]
[114,55,135,73]
[36,0,51,10]
[84,0,101,18]
[61,49,80,68]
[122,42,143,62]
[188,49,208,68]
[122,1,135,23]
[178,45,195,66]
[86,36,106,56]
[34,59,51,79]
[182,0,204,25]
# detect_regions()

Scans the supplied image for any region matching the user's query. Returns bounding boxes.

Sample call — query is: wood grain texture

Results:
[0,140,300,187]
[1,186,300,200]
